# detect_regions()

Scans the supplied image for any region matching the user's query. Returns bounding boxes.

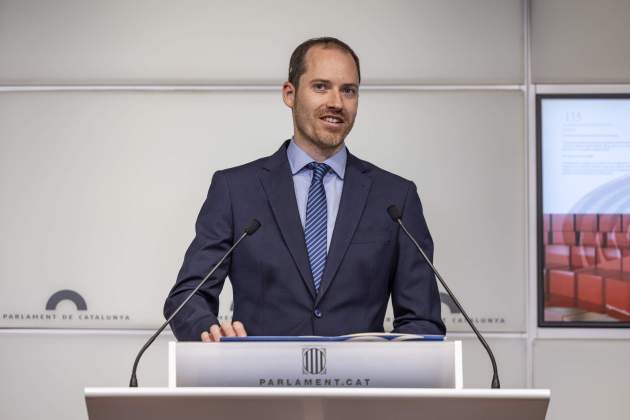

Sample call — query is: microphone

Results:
[387,205,500,389]
[129,219,262,387]
[244,219,261,235]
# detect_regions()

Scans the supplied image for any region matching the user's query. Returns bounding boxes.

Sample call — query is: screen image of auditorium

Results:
[537,94,630,327]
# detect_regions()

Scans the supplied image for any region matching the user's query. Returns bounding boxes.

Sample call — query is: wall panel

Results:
[0,90,289,329]
[0,0,524,85]
[0,90,525,333]
[457,336,526,388]
[0,331,170,420]
[531,0,630,83]
[533,339,630,420]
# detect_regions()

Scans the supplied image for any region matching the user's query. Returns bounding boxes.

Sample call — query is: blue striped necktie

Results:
[304,162,330,292]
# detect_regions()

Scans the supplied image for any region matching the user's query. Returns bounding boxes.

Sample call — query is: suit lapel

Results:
[315,153,372,306]
[259,142,317,300]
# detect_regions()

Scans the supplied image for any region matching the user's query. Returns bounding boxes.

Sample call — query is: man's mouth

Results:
[320,115,344,125]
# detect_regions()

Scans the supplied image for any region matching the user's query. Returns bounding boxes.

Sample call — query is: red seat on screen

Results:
[576,270,605,310]
[579,232,603,247]
[598,248,622,271]
[551,232,577,245]
[623,250,630,273]
[599,214,622,233]
[575,214,597,232]
[571,246,596,269]
[551,214,574,232]
[545,244,570,269]
[604,273,630,317]
[547,269,576,299]
[605,232,630,248]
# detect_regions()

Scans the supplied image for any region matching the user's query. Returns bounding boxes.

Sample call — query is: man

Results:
[164,37,445,341]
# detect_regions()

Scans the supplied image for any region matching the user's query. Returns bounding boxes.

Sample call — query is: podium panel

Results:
[170,340,463,388]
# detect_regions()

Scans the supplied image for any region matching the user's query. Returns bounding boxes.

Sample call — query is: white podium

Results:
[85,340,550,420]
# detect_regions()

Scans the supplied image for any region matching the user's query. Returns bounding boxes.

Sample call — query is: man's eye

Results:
[342,87,357,96]
[313,83,326,91]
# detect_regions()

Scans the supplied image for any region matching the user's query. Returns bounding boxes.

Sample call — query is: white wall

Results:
[0,1,628,419]
[531,0,630,83]
[0,0,523,84]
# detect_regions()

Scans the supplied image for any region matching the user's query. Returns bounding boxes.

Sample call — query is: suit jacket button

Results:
[313,308,322,318]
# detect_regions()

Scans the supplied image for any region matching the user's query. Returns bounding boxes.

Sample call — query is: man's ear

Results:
[282,81,296,108]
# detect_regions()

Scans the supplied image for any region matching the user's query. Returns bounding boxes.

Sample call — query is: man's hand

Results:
[201,321,247,342]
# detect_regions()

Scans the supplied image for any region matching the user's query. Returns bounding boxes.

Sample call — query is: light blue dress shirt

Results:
[287,139,347,251]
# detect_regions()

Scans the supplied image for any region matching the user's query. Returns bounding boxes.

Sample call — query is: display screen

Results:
[537,94,630,327]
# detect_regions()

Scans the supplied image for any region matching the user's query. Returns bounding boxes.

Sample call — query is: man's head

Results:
[282,37,361,160]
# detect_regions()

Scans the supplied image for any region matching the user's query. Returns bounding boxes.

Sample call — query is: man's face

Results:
[283,46,359,153]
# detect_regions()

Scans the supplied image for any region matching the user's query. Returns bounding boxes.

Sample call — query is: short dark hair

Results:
[288,37,361,88]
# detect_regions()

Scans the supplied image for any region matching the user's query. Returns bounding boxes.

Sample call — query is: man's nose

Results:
[326,89,343,110]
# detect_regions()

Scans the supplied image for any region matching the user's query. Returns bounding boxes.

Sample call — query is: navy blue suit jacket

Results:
[164,141,445,340]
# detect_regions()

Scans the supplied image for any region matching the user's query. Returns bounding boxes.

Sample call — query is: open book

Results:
[338,332,444,342]
[220,333,444,342]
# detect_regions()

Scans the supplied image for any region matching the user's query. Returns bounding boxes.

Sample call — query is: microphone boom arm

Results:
[129,219,260,387]
[391,209,500,389]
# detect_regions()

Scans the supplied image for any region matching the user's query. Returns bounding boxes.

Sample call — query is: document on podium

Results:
[220,333,445,342]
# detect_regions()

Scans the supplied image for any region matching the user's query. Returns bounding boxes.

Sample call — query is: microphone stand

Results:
[388,206,500,389]
[129,220,260,387]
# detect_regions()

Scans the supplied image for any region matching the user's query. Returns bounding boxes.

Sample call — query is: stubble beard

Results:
[293,103,354,154]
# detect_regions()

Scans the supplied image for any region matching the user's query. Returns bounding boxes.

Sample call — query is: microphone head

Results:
[245,219,261,235]
[387,205,402,221]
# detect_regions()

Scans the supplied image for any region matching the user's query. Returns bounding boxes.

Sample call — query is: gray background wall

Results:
[0,0,628,419]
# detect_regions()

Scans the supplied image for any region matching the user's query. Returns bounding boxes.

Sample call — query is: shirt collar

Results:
[287,139,347,180]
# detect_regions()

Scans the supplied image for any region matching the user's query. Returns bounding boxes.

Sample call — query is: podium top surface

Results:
[85,387,549,399]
